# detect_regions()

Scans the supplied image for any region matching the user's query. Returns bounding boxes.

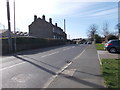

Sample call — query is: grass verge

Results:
[101,59,120,88]
[96,43,104,50]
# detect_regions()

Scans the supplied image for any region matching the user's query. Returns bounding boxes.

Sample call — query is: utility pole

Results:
[64,19,66,32]
[118,1,120,40]
[14,0,16,52]
[7,0,12,53]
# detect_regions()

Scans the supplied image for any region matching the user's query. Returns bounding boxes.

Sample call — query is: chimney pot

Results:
[34,15,37,21]
[55,23,57,27]
[42,15,45,20]
[49,18,52,24]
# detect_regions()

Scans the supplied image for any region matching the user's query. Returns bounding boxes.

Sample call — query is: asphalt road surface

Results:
[0,44,89,88]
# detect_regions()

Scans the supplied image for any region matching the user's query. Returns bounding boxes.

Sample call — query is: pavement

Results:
[0,44,105,88]
[46,44,105,88]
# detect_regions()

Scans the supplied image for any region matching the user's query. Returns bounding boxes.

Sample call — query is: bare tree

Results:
[87,24,98,43]
[102,22,110,42]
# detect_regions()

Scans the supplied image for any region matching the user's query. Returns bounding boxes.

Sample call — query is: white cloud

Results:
[90,8,117,16]
[57,0,119,2]
[0,0,118,32]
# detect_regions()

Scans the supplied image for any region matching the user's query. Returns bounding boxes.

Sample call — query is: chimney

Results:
[55,23,57,27]
[34,15,37,21]
[42,15,45,20]
[49,18,52,24]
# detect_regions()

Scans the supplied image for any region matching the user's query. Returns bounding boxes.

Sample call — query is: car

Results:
[104,40,120,53]
[87,41,92,44]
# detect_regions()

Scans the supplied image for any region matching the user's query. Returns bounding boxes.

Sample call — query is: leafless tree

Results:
[102,22,110,42]
[87,24,98,43]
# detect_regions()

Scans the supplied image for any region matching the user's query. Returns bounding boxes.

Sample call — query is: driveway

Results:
[97,50,120,59]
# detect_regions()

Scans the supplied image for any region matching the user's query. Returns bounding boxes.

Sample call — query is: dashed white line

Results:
[63,48,71,51]
[0,62,26,71]
[0,51,59,71]
[41,51,59,58]
[72,46,75,48]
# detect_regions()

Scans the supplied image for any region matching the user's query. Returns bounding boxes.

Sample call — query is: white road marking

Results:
[41,51,59,58]
[72,46,75,48]
[0,51,59,71]
[43,46,87,88]
[42,61,72,88]
[73,48,86,60]
[0,62,26,71]
[61,69,76,76]
[63,48,71,51]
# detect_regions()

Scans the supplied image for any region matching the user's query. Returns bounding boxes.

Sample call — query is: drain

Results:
[65,60,71,63]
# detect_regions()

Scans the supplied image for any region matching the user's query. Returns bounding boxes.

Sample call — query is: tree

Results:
[107,34,118,41]
[87,24,98,43]
[102,22,110,42]
[95,34,102,43]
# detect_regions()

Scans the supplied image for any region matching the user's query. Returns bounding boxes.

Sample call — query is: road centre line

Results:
[41,51,59,58]
[0,62,26,71]
[0,51,59,71]
[63,47,71,51]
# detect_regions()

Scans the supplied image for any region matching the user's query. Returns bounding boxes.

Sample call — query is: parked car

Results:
[87,41,92,44]
[104,40,120,53]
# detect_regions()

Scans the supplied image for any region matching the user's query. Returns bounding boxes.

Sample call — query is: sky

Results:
[0,0,119,39]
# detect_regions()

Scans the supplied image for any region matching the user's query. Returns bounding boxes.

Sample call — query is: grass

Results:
[101,59,120,88]
[95,43,104,50]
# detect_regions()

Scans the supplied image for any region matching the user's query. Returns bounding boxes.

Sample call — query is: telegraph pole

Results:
[14,0,17,52]
[7,0,12,53]
[64,19,66,32]
[118,1,120,40]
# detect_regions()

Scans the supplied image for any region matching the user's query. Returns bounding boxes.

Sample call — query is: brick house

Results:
[29,15,67,39]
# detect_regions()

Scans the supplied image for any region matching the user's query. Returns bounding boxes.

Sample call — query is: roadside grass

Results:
[101,59,120,88]
[95,43,104,50]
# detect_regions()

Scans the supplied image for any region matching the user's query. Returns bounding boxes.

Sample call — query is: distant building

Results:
[29,15,67,39]
[72,38,82,44]
[0,29,28,38]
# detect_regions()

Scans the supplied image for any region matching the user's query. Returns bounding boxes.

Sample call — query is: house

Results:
[29,15,67,39]
[0,29,28,38]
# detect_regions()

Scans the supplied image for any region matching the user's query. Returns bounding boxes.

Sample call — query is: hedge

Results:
[1,37,66,55]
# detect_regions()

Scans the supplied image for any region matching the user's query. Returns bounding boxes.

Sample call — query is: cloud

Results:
[90,8,117,16]
[57,0,119,2]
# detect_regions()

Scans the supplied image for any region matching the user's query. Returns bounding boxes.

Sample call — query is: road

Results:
[0,44,89,88]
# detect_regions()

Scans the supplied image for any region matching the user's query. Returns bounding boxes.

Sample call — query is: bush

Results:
[107,35,118,41]
[2,37,66,54]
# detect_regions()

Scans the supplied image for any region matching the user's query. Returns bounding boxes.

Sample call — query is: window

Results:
[53,27,55,32]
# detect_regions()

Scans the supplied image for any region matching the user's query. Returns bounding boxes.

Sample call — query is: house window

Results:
[53,27,55,32]
[53,35,56,39]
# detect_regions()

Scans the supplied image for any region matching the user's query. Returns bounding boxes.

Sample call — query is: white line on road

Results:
[63,47,71,51]
[42,61,72,88]
[41,51,59,58]
[42,46,88,88]
[0,62,26,71]
[0,51,59,71]
[72,46,75,48]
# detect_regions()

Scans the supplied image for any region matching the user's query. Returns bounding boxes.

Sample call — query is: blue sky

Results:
[0,0,119,39]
